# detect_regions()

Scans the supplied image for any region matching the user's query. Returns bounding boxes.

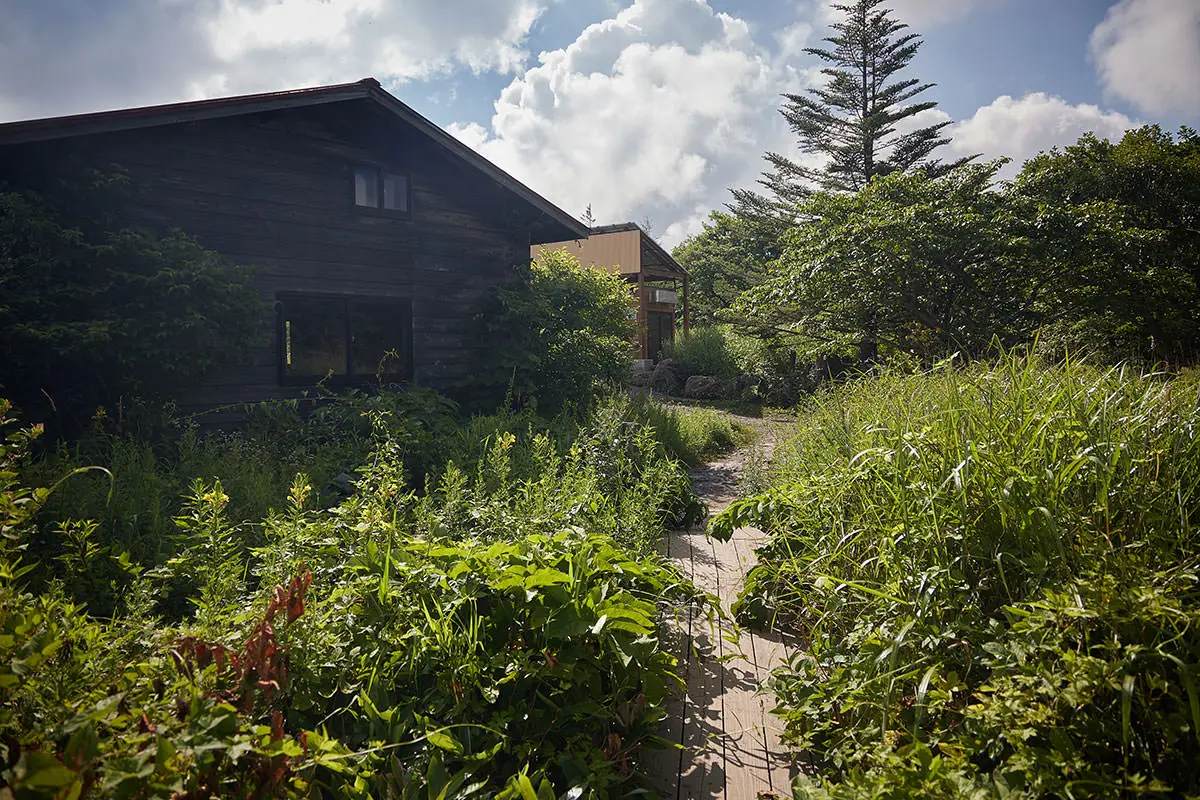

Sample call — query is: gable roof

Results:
[0,78,588,241]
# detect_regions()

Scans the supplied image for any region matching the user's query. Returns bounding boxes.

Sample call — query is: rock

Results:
[659,358,694,378]
[629,359,654,387]
[683,375,721,399]
[650,362,683,395]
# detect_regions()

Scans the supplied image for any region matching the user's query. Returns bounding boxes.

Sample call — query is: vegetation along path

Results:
[651,416,800,799]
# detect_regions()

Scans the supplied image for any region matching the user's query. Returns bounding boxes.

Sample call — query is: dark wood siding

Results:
[1,99,529,412]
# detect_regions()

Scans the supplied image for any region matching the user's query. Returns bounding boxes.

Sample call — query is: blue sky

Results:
[2,0,1197,245]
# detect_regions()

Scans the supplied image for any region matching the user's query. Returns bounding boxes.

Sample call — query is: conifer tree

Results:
[735,0,971,214]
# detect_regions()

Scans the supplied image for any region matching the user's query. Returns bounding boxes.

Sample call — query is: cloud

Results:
[1090,0,1200,118]
[450,0,811,247]
[884,0,998,27]
[946,93,1137,177]
[814,0,997,28]
[0,0,546,121]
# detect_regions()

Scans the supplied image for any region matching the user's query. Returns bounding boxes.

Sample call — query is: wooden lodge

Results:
[532,223,690,361]
[0,78,587,412]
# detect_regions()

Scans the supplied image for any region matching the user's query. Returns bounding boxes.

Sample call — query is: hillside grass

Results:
[713,353,1200,798]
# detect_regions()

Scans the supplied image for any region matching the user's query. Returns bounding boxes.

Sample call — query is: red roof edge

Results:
[0,78,377,143]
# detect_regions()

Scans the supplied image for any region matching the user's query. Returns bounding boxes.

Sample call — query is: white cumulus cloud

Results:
[0,0,546,120]
[450,0,811,247]
[1090,0,1200,119]
[946,92,1137,177]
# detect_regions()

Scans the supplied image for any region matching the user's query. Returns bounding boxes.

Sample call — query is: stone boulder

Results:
[629,359,654,387]
[650,362,683,395]
[683,375,722,400]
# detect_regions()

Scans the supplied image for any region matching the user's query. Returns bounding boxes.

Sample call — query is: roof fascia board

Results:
[639,231,688,277]
[0,85,371,146]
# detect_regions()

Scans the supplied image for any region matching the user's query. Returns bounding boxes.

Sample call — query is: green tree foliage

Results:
[0,171,263,423]
[1014,125,1200,361]
[473,249,634,411]
[735,0,971,217]
[671,211,785,323]
[728,161,1150,364]
[730,163,1022,360]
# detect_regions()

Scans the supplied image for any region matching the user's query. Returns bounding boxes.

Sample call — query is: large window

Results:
[279,293,412,384]
[354,166,410,215]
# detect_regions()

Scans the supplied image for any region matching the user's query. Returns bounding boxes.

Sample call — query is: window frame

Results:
[276,292,414,387]
[352,164,412,218]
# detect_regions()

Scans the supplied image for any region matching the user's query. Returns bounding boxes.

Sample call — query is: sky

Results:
[2,0,1197,247]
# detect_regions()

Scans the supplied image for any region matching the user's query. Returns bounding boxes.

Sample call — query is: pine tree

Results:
[735,0,970,214]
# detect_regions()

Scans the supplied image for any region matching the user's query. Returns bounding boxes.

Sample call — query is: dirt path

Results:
[648,418,800,799]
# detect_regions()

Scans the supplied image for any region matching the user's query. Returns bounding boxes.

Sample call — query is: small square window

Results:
[354,167,378,208]
[353,165,409,215]
[382,173,408,212]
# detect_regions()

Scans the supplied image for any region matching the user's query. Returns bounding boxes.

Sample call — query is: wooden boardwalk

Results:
[648,438,799,799]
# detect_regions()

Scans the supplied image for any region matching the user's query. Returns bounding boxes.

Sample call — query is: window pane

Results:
[283,296,347,377]
[382,173,408,212]
[350,299,411,377]
[648,311,674,361]
[354,167,378,207]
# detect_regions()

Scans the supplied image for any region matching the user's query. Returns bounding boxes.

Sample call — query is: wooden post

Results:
[682,275,690,335]
[636,271,648,360]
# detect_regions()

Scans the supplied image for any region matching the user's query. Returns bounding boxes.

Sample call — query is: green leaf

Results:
[426,728,464,756]
[16,751,78,788]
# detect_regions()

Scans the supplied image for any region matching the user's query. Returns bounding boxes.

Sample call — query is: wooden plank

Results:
[675,530,725,799]
[730,529,798,797]
[713,533,774,799]
[642,529,688,797]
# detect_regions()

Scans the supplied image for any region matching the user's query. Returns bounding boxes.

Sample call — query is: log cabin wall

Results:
[0,99,531,412]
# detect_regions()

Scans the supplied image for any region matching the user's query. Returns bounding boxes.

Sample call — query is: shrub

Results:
[714,353,1200,798]
[471,250,635,412]
[663,326,740,378]
[664,325,810,404]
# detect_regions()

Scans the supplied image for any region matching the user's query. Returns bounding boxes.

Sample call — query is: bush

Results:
[23,386,705,617]
[471,250,635,412]
[714,353,1200,798]
[665,325,810,405]
[0,171,264,428]
[663,327,740,379]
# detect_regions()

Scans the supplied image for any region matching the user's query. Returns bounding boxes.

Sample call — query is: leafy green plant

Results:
[663,326,741,379]
[469,249,635,412]
[2,393,712,798]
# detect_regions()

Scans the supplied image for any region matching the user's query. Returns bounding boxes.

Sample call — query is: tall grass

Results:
[625,393,755,467]
[714,353,1200,798]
